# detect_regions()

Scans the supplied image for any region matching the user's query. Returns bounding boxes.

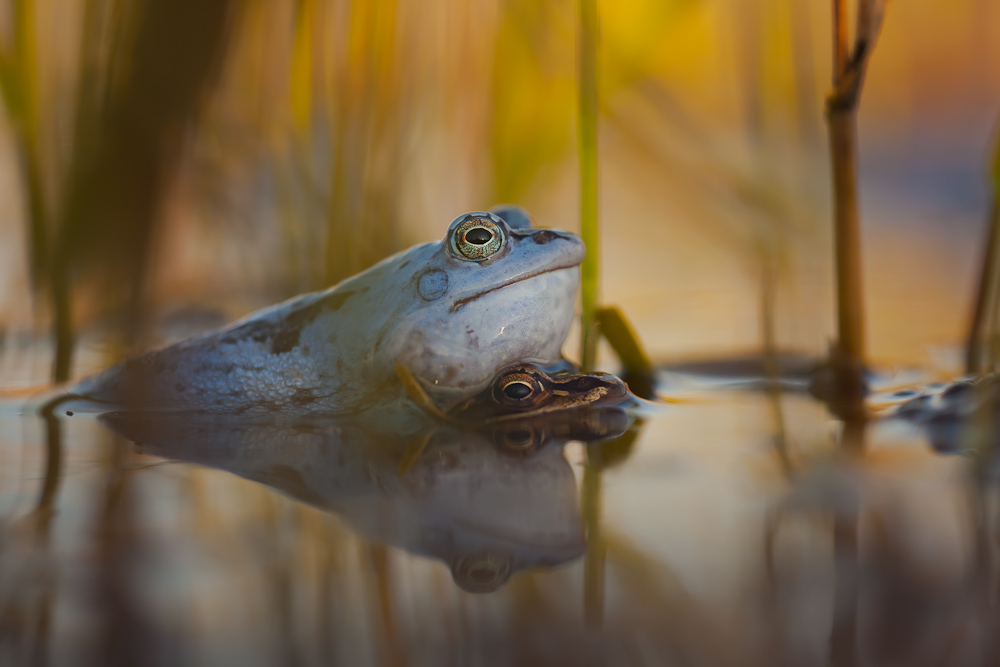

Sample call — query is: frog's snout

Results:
[509,226,586,266]
[560,373,630,406]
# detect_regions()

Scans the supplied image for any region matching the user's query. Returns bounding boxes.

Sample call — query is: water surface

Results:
[1,371,992,666]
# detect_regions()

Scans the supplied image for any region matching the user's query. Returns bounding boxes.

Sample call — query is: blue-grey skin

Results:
[73,211,584,415]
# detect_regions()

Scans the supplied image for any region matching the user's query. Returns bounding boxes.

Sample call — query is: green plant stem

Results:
[967,200,1000,374]
[966,124,1000,374]
[50,259,73,382]
[578,0,599,372]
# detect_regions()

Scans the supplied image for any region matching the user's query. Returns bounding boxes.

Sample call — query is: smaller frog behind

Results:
[450,364,633,422]
[448,364,636,456]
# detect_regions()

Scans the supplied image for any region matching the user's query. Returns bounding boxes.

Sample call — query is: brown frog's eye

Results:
[494,371,547,408]
[451,215,505,260]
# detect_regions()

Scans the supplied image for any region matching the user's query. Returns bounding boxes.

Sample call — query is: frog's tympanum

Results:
[73,211,584,415]
[98,409,624,593]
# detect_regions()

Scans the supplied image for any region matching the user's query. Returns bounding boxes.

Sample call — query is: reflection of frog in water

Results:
[100,364,635,593]
[72,210,584,415]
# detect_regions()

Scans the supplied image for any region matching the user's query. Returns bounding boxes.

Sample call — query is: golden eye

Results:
[494,371,547,407]
[451,216,505,260]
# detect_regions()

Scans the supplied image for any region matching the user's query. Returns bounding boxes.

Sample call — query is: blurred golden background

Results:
[0,0,998,379]
[3,3,1000,665]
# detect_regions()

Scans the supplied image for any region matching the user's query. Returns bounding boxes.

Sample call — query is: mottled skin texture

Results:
[73,212,584,414]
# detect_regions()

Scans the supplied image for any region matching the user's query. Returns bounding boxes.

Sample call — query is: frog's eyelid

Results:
[446,211,507,232]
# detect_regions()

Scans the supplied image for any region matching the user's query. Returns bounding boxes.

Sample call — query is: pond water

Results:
[1,360,995,666]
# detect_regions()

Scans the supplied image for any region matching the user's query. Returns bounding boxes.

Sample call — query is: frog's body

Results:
[73,211,584,415]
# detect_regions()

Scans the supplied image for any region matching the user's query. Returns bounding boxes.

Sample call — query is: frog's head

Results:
[386,211,585,407]
[449,364,633,422]
[445,364,634,456]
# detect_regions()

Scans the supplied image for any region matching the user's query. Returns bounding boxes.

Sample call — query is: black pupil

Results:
[506,429,533,445]
[465,227,493,245]
[503,382,533,400]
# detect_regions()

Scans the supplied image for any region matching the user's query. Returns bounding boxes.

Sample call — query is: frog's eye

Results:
[451,553,511,593]
[451,215,506,261]
[494,371,547,408]
[494,425,548,456]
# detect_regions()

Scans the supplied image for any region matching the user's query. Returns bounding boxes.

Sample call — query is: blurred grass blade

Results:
[596,307,656,399]
[290,0,315,133]
[0,0,50,293]
[48,0,237,381]
[578,0,599,371]
[965,124,1000,375]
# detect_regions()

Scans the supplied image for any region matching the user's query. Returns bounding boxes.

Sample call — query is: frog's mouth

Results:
[449,264,579,313]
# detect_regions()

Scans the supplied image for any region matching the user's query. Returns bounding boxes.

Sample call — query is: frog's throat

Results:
[448,264,579,314]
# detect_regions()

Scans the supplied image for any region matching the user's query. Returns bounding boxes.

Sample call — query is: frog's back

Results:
[74,286,366,414]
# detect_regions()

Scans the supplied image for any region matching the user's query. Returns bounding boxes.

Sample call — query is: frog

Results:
[447,363,637,455]
[449,363,633,420]
[71,210,585,415]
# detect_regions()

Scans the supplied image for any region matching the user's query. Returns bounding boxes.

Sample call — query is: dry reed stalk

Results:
[825,0,890,413]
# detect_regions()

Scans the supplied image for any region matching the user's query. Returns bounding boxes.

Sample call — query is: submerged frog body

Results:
[73,211,584,415]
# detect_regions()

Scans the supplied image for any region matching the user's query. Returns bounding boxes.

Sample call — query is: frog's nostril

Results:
[532,230,556,244]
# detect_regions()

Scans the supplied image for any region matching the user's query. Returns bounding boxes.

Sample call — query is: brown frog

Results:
[446,364,637,455]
